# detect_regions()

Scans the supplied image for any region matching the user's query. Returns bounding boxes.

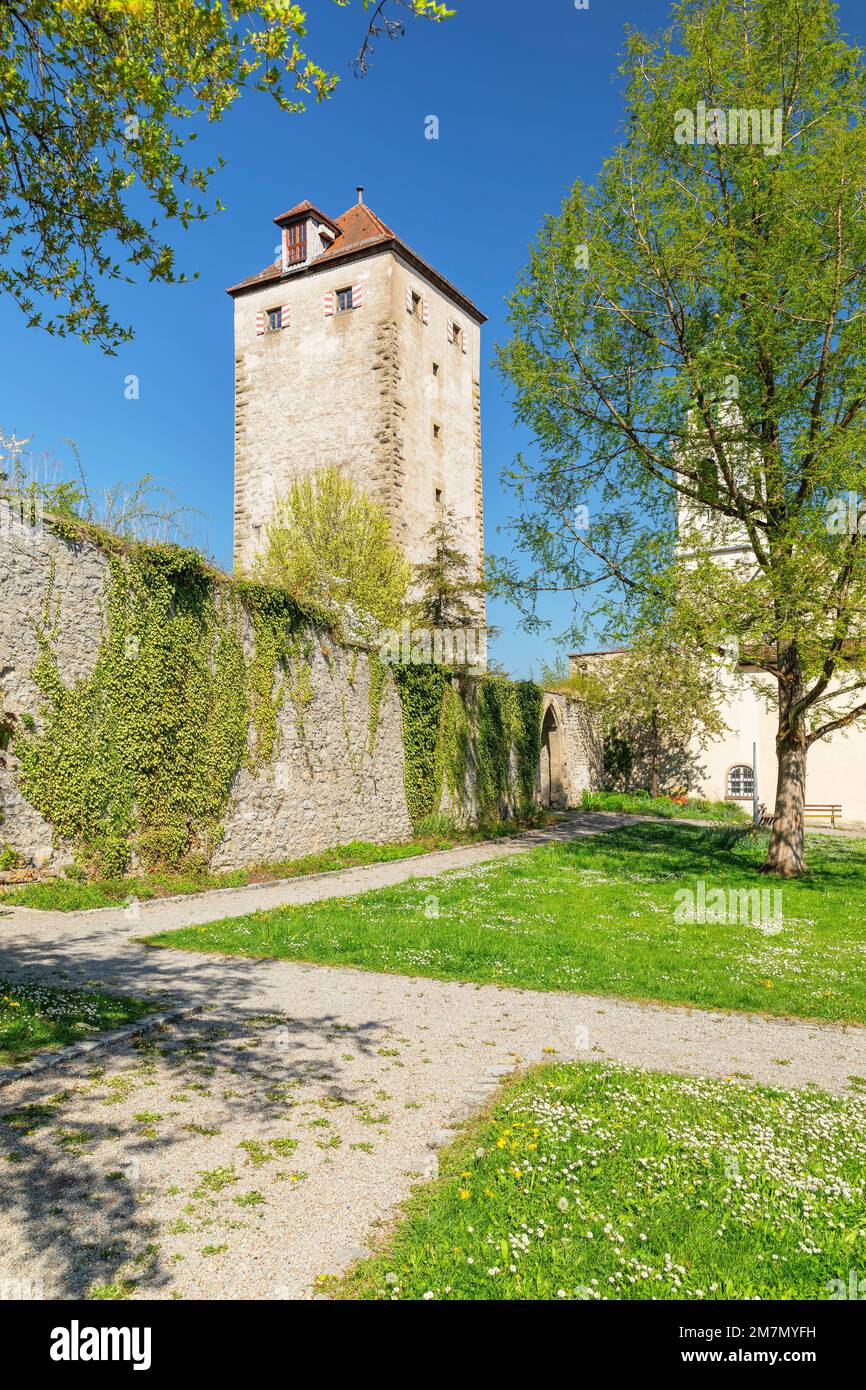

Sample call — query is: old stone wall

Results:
[0,524,598,873]
[211,638,413,871]
[544,692,601,806]
[1,517,107,868]
[1,525,414,872]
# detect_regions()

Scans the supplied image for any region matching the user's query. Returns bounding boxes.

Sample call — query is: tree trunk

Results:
[649,708,660,798]
[761,650,808,877]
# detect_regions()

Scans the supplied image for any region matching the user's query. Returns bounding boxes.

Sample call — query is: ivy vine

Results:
[475,676,543,819]
[12,526,546,872]
[366,650,387,754]
[436,677,472,809]
[392,664,544,829]
[15,546,324,875]
[391,663,452,826]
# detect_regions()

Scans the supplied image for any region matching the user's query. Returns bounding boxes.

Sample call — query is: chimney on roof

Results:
[356,186,364,205]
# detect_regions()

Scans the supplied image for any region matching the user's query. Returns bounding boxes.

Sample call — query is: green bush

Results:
[414,813,458,838]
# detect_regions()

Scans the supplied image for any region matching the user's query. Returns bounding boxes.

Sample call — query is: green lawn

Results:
[0,977,153,1065]
[580,789,748,822]
[0,824,536,912]
[335,1062,866,1301]
[146,823,866,1025]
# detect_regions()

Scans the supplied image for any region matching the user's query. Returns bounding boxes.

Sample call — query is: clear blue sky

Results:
[2,0,864,677]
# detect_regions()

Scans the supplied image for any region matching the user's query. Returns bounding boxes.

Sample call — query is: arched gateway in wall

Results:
[538,700,566,808]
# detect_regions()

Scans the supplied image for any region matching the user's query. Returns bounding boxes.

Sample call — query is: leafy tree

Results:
[412,508,482,629]
[582,641,729,798]
[252,466,411,638]
[539,636,728,797]
[0,0,454,350]
[497,0,866,876]
[600,727,634,794]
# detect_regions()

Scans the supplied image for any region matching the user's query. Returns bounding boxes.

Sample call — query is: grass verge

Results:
[0,819,546,912]
[580,789,748,822]
[145,823,866,1025]
[334,1062,866,1301]
[0,977,154,1066]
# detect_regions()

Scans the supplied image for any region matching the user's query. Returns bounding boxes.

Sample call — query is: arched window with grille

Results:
[726,764,754,799]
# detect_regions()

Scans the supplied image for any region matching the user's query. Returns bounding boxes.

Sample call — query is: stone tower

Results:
[227,193,486,605]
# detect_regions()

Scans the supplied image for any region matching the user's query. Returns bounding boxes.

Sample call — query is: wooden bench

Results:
[758,803,842,828]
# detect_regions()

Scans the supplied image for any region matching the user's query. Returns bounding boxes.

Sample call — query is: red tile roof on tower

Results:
[226,198,485,323]
[273,199,336,228]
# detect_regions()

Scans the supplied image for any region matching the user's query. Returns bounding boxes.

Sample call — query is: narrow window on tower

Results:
[432,361,440,377]
[336,286,354,313]
[266,307,283,332]
[432,422,442,442]
[696,455,719,503]
[411,291,422,318]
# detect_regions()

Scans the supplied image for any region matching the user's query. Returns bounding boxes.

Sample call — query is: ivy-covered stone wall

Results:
[0,523,598,875]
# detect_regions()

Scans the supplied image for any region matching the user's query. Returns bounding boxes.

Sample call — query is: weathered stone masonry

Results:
[1,525,598,872]
[228,196,487,622]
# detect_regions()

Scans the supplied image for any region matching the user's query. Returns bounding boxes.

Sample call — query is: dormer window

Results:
[285,222,307,266]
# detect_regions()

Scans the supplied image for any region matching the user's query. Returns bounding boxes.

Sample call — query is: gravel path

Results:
[0,812,628,935]
[0,813,863,1300]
